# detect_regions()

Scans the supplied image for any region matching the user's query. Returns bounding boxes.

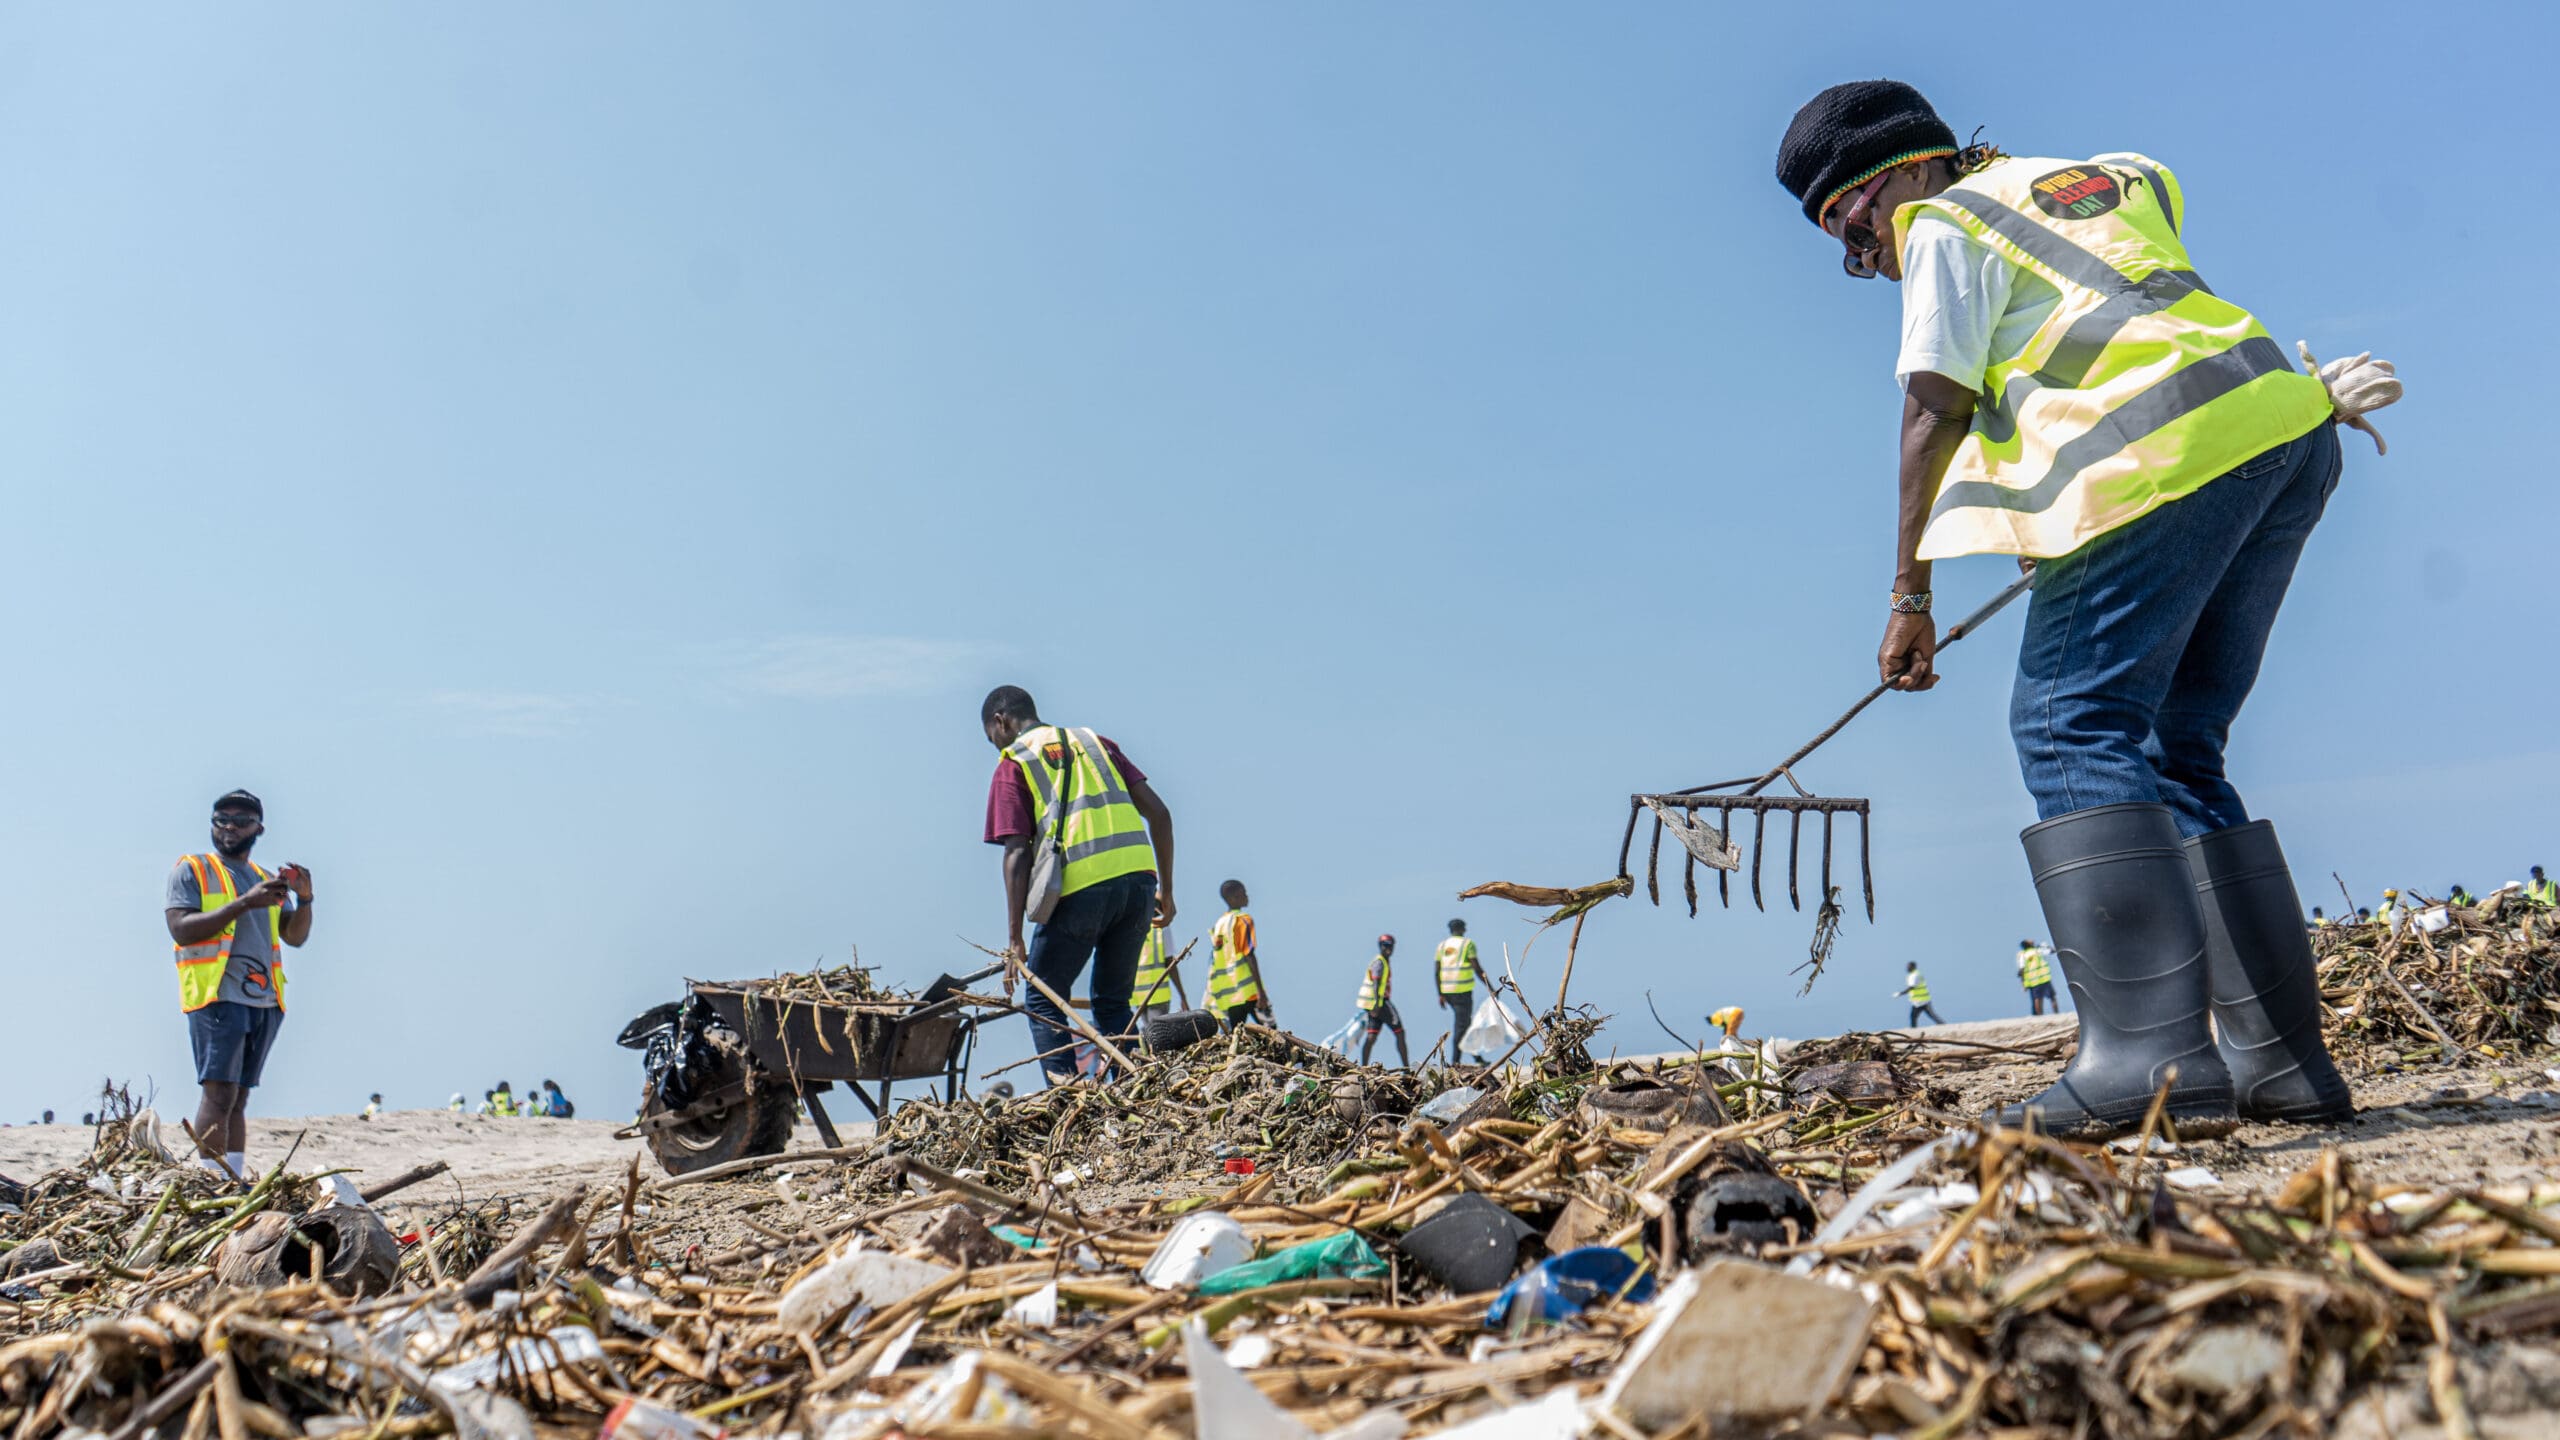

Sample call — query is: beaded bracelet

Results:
[1888,591,1933,614]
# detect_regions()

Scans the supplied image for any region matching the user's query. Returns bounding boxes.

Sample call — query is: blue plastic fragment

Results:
[1484,1245,1657,1331]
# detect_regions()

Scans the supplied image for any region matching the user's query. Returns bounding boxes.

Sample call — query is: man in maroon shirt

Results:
[981,685,1176,1084]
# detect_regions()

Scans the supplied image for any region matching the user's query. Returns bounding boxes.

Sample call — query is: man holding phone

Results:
[164,790,314,1178]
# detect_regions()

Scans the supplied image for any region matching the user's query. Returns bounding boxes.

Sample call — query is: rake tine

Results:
[1787,809,1802,912]
[1718,807,1732,909]
[1684,845,1698,917]
[1647,811,1664,907]
[1616,799,1643,881]
[1750,809,1767,912]
[1859,808,1876,922]
[1821,810,1838,901]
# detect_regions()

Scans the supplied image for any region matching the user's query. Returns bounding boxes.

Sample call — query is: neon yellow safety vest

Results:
[1209,909,1261,1010]
[492,1092,516,1117]
[1129,926,1173,1009]
[1004,725,1156,896]
[2529,879,2556,908]
[1895,154,2334,561]
[1436,937,1477,995]
[2018,946,2052,989]
[1905,971,1932,1005]
[172,853,287,1014]
[1355,953,1392,1010]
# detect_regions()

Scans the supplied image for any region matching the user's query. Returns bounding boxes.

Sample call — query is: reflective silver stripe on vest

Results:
[1930,335,2295,519]
[1007,727,1134,817]
[1936,186,2129,293]
[1063,829,1153,864]
[1973,268,2214,444]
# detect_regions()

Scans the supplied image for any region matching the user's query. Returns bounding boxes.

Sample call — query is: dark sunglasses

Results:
[1822,171,1893,280]
[211,813,261,828]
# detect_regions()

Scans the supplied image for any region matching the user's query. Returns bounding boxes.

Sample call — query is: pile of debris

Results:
[9,1012,2560,1438]
[2315,897,2560,1065]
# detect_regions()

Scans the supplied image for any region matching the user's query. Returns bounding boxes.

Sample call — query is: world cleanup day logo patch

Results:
[2031,166,2123,219]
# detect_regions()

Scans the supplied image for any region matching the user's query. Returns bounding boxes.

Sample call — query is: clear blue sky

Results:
[4,4,2548,1124]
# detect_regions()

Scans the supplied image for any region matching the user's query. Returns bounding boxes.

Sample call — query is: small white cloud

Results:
[420,691,592,738]
[718,636,999,700]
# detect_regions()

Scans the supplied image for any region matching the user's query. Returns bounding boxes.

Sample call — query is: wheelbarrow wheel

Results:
[641,1033,794,1176]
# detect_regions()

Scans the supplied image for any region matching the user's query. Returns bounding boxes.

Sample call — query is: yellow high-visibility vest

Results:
[492,1091,517,1117]
[1209,909,1261,1010]
[1436,937,1478,995]
[1129,927,1173,1009]
[172,853,286,1014]
[1004,726,1156,896]
[1905,971,1932,1005]
[2018,945,2052,989]
[1895,155,2333,561]
[2528,879,2556,908]
[1355,953,1392,1010]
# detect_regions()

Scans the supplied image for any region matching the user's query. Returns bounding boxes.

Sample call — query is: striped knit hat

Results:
[1775,80,1958,228]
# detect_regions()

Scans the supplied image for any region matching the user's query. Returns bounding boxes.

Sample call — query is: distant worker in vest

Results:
[1355,934,1410,1068]
[448,1093,466,1113]
[361,1094,381,1121]
[164,790,313,1179]
[1895,963,1944,1027]
[2450,883,2477,908]
[2376,888,2400,934]
[1774,82,2402,1140]
[1129,925,1188,1018]
[980,685,1179,1085]
[2308,907,2330,928]
[2015,940,2058,1016]
[2355,908,2372,925]
[489,1081,517,1117]
[2530,866,2556,909]
[1207,880,1273,1026]
[1436,919,1493,1063]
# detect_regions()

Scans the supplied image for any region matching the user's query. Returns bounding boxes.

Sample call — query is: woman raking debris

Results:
[1773,81,2403,1141]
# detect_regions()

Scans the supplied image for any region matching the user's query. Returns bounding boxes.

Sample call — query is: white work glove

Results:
[2297,340,2403,455]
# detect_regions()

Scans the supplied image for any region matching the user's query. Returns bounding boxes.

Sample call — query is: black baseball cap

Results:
[213,790,263,818]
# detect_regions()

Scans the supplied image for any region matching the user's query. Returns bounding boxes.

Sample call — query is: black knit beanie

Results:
[1775,80,1958,228]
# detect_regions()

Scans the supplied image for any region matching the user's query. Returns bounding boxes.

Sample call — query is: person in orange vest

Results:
[163,791,313,1178]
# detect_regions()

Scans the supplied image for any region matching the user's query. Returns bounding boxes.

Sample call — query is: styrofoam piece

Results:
[778,1245,952,1336]
[1005,1280,1059,1329]
[1600,1262,1871,1428]
[1182,1322,1404,1440]
[1142,1213,1254,1291]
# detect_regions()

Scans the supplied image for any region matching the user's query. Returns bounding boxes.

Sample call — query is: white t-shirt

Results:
[1894,213,2063,391]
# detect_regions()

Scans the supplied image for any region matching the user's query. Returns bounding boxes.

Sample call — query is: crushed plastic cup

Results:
[1142,1213,1255,1290]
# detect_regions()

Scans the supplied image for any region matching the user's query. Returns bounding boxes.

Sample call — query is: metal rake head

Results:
[1616,783,1874,923]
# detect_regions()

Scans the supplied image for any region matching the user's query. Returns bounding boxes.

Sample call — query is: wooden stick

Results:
[1012,964,1143,1078]
[650,1143,877,1191]
[358,1160,451,1204]
[460,1186,587,1301]
[898,1157,1081,1232]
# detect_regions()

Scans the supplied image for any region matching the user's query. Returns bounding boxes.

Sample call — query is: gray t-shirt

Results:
[166,856,296,1008]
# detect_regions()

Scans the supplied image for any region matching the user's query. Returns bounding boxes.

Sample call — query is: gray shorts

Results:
[189,1002,284,1087]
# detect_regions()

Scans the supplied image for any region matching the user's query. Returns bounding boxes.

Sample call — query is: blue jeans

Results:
[1023,871,1157,1083]
[2011,423,2342,836]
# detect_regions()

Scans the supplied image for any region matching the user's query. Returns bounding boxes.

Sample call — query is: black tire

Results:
[1144,1008,1222,1054]
[642,1032,794,1176]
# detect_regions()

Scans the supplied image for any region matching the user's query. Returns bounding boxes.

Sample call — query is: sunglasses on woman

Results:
[1822,171,1893,280]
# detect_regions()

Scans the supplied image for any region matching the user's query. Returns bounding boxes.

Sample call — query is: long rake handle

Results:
[1734,570,2037,798]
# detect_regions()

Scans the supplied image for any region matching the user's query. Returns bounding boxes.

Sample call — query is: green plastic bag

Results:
[1195,1231,1386,1297]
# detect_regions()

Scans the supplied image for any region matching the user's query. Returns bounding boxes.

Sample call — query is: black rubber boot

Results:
[1994,803,2239,1141]
[2186,820,2356,1123]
